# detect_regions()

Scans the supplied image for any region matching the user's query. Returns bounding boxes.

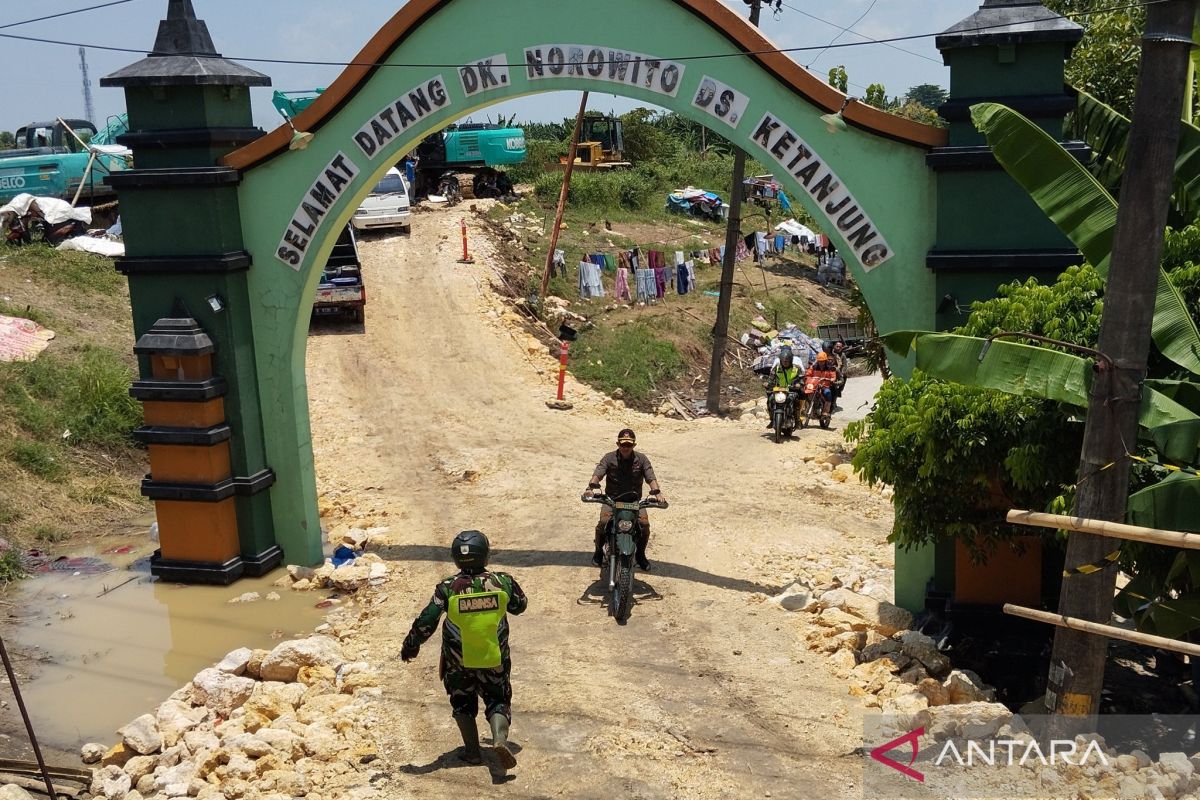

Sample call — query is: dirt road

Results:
[303,207,895,799]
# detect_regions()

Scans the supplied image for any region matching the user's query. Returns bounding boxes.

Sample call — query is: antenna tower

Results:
[79,47,96,123]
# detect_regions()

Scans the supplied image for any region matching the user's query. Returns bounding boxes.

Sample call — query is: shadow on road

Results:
[374,544,782,596]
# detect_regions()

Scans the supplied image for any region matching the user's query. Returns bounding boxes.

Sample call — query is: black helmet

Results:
[617,428,636,446]
[778,346,794,370]
[451,530,490,573]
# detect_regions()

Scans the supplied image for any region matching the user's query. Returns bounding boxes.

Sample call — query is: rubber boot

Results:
[592,523,606,566]
[453,714,482,764]
[636,525,651,572]
[488,713,517,769]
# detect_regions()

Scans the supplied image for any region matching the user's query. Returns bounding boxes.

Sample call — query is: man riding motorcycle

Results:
[584,429,665,571]
[830,340,849,409]
[804,351,840,420]
[765,345,804,431]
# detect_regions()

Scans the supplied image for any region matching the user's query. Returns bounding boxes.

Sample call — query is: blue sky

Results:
[2,0,984,136]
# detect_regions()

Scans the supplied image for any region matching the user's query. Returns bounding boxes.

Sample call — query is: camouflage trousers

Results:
[440,655,513,720]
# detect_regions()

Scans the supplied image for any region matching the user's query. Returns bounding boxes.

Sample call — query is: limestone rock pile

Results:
[78,633,383,800]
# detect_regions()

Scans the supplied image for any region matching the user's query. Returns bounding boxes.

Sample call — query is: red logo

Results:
[870,727,925,782]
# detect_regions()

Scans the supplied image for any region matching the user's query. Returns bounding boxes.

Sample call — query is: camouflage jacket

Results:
[402,570,527,667]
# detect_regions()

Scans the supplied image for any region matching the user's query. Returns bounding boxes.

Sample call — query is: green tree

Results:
[618,108,677,163]
[904,83,948,110]
[864,83,887,109]
[827,65,848,93]
[1044,0,1143,117]
[0,131,14,149]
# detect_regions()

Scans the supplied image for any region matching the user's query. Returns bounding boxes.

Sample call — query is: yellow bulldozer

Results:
[557,116,632,171]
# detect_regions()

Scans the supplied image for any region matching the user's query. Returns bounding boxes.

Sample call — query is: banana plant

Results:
[883,102,1200,637]
[1071,90,1200,226]
[971,102,1200,376]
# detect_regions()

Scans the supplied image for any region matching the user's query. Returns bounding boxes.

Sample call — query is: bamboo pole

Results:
[1007,509,1200,550]
[1003,603,1200,658]
[538,92,589,301]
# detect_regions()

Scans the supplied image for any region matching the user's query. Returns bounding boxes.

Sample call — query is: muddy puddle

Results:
[3,532,329,757]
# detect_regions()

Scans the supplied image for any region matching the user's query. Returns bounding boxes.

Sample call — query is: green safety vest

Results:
[446,589,509,668]
[773,366,800,388]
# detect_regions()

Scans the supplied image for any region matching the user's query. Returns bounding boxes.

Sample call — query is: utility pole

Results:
[1045,0,1197,728]
[539,92,590,301]
[79,47,96,124]
[706,0,762,414]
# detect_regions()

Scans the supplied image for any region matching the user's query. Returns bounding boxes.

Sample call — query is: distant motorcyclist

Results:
[400,530,528,770]
[584,429,665,571]
[805,351,839,418]
[830,341,849,409]
[765,345,803,430]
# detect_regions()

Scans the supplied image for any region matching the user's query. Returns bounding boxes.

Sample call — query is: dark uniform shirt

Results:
[402,570,527,669]
[594,449,657,501]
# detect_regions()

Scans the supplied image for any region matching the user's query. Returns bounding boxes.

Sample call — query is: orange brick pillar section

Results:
[131,317,275,584]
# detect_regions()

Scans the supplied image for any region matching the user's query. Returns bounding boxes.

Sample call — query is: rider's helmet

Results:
[816,351,830,365]
[451,530,490,573]
[778,346,794,370]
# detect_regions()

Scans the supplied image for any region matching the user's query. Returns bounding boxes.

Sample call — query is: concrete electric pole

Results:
[1045,0,1198,727]
[706,0,763,415]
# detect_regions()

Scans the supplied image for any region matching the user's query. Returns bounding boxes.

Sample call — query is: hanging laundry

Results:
[735,239,751,262]
[775,234,786,253]
[674,250,685,266]
[663,262,675,292]
[653,267,667,299]
[755,232,768,261]
[553,249,566,278]
[635,268,657,301]
[578,261,605,299]
[677,261,692,295]
[615,267,632,302]
[603,253,616,271]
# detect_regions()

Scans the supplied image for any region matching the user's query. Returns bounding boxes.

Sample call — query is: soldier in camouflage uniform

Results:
[400,530,528,769]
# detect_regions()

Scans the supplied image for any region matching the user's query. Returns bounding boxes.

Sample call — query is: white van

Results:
[351,167,411,232]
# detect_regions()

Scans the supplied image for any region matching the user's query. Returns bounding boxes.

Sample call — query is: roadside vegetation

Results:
[0,244,148,581]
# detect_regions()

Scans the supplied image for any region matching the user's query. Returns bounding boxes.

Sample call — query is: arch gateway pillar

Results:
[107,1,1083,598]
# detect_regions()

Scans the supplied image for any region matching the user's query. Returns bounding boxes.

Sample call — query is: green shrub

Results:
[7,440,66,481]
[0,549,26,584]
[0,346,141,447]
[572,323,686,402]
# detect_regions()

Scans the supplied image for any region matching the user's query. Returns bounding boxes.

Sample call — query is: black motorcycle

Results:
[766,382,801,443]
[581,491,667,622]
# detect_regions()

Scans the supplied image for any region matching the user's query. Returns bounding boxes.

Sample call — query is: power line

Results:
[0,0,1163,71]
[804,0,879,70]
[0,0,138,31]
[779,1,941,64]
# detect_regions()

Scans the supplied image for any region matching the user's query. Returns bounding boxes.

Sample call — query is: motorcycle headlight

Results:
[774,392,788,403]
[617,520,634,532]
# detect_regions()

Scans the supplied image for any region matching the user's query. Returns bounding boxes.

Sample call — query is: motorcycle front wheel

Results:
[612,554,634,622]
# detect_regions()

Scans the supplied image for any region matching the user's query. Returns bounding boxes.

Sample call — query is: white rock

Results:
[0,786,35,800]
[80,742,106,763]
[260,636,346,682]
[118,713,164,755]
[227,592,261,604]
[123,754,156,782]
[153,760,197,796]
[156,699,205,747]
[926,701,1012,740]
[183,729,219,752]
[227,733,272,758]
[216,647,253,676]
[266,591,281,601]
[943,669,995,704]
[287,564,316,580]
[1134,750,1153,769]
[191,667,255,716]
[329,563,371,591]
[302,721,344,759]
[91,765,132,800]
[1161,753,1195,779]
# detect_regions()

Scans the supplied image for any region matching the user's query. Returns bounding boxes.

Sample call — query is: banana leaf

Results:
[1127,471,1200,531]
[1073,90,1200,223]
[882,331,1092,405]
[971,102,1200,377]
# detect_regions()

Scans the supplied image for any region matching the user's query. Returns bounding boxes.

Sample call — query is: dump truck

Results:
[0,116,130,205]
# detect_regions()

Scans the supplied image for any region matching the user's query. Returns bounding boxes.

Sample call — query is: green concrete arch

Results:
[223,0,948,564]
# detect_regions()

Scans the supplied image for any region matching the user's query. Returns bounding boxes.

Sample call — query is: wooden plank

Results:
[1007,509,1200,549]
[668,392,695,420]
[1003,603,1200,658]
